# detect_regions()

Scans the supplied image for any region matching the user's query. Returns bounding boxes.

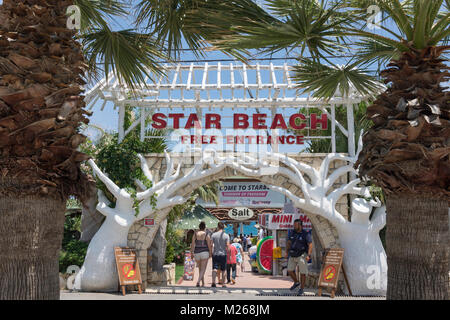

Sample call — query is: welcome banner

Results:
[197,181,285,208]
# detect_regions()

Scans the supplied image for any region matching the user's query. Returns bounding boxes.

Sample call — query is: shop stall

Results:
[257,202,313,276]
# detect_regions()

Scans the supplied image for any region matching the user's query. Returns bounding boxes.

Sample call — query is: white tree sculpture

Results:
[74,152,186,292]
[73,150,248,292]
[224,138,387,296]
[75,141,386,295]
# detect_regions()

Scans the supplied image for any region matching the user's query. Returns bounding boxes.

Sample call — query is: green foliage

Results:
[293,101,371,154]
[292,59,384,99]
[164,230,189,264]
[59,213,88,272]
[59,240,89,273]
[164,181,219,264]
[175,264,185,282]
[82,106,168,216]
[165,207,190,264]
[165,242,176,265]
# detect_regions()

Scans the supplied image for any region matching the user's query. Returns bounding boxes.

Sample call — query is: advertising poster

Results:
[183,251,195,281]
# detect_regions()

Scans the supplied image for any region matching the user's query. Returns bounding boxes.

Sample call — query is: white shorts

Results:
[194,251,210,261]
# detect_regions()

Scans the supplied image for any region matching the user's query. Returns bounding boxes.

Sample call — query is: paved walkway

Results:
[61,254,387,300]
[61,289,385,300]
[178,254,293,289]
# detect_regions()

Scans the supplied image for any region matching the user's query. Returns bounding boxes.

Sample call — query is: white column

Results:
[346,102,355,157]
[118,104,125,143]
[346,102,356,181]
[331,104,336,153]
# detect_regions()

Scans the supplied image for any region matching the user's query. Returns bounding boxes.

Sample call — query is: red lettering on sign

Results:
[310,113,328,130]
[169,113,184,129]
[185,113,201,129]
[234,114,249,129]
[151,113,167,129]
[289,114,307,130]
[205,113,221,129]
[270,114,288,129]
[286,135,295,144]
[253,113,267,129]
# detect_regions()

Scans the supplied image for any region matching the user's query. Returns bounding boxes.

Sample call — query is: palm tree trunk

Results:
[385,195,449,300]
[0,193,65,300]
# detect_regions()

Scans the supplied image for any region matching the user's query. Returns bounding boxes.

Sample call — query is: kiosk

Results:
[258,203,312,276]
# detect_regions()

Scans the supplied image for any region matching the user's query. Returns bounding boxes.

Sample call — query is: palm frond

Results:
[342,0,450,50]
[81,28,167,90]
[354,38,399,66]
[74,0,128,31]
[206,0,352,60]
[192,181,220,204]
[293,58,384,99]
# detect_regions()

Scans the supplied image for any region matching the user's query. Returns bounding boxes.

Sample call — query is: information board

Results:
[317,248,344,298]
[114,247,143,295]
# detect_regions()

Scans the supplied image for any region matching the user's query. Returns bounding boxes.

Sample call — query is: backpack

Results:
[288,231,308,257]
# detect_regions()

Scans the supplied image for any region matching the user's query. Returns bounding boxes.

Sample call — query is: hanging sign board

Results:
[282,203,312,232]
[317,248,344,298]
[228,207,254,221]
[198,182,285,208]
[114,247,143,295]
[267,213,302,230]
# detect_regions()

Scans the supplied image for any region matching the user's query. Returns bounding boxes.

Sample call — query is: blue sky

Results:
[84,1,322,153]
[85,1,356,154]
[83,1,449,153]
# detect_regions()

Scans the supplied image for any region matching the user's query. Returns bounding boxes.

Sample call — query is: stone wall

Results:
[128,153,349,288]
[147,263,176,286]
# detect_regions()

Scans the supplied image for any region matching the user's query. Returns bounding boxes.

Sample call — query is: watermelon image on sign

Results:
[256,236,273,274]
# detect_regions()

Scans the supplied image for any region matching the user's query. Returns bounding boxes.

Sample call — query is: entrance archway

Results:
[127,152,347,289]
[77,63,386,296]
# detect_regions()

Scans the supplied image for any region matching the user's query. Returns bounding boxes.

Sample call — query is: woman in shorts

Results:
[191,221,212,287]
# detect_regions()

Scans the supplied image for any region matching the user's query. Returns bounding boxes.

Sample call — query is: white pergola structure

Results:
[84,62,367,157]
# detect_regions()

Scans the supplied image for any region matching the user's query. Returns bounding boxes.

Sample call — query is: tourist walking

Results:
[247,235,252,250]
[285,219,313,296]
[191,221,212,287]
[226,242,237,285]
[211,222,230,288]
[232,238,245,275]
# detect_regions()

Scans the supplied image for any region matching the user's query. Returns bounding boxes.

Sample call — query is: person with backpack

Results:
[285,219,313,296]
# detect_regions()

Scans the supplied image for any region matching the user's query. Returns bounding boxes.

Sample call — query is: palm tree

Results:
[345,0,450,300]
[0,0,167,299]
[178,0,449,299]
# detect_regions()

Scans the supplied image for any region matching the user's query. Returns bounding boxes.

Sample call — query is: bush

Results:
[59,210,89,272]
[165,236,189,265]
[165,242,175,265]
[59,240,89,273]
